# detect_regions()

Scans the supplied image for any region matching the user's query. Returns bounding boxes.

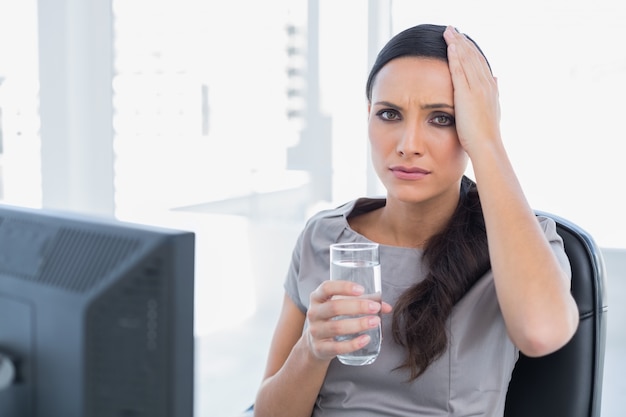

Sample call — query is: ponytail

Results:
[391,176,491,380]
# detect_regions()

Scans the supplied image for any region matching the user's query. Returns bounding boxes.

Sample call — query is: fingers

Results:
[308,313,381,344]
[308,329,373,360]
[310,301,381,336]
[309,280,383,325]
[443,26,469,88]
[306,280,389,361]
[381,301,393,314]
[443,26,494,89]
[306,311,380,361]
[310,279,365,303]
[442,25,501,153]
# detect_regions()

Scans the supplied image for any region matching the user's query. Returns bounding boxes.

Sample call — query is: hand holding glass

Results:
[330,242,382,366]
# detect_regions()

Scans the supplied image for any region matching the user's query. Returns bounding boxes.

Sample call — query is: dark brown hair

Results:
[367,24,492,380]
[366,24,491,101]
[391,176,490,380]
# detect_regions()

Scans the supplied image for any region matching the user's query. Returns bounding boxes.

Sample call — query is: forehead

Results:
[370,57,453,103]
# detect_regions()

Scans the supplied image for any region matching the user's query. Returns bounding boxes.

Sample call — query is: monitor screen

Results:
[0,204,195,417]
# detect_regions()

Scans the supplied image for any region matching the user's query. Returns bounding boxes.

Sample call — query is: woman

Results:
[254,24,578,416]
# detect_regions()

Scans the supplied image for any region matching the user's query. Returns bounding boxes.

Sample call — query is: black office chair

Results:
[239,212,608,417]
[504,211,608,417]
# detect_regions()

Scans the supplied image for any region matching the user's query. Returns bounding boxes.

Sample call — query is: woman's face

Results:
[368,56,468,206]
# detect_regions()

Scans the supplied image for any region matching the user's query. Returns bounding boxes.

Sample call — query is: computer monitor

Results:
[0,204,195,417]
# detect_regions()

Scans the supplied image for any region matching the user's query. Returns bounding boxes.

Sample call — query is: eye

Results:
[430,113,455,126]
[376,109,401,121]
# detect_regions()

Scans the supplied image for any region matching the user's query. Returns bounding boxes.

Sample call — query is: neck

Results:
[379,197,458,247]
[349,193,460,248]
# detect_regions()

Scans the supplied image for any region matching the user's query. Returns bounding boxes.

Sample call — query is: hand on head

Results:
[443,26,502,156]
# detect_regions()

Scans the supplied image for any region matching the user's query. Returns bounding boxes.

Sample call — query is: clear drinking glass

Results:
[329,242,382,366]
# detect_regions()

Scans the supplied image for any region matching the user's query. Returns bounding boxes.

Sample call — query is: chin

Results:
[387,190,433,205]
[387,182,459,207]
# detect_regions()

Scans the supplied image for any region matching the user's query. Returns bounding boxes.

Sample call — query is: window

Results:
[0,0,41,207]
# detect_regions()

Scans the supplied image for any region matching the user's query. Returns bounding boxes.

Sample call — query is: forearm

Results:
[470,142,578,356]
[255,335,330,417]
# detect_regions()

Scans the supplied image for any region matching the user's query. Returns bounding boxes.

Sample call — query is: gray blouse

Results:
[284,198,571,417]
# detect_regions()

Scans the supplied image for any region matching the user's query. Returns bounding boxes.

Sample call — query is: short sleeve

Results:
[538,215,572,280]
[281,199,379,316]
[284,229,307,313]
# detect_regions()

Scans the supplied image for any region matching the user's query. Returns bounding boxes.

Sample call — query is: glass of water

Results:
[329,242,382,366]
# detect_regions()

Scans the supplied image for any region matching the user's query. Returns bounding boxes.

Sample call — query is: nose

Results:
[397,121,425,157]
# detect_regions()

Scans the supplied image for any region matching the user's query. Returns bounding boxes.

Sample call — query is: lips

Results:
[389,165,431,180]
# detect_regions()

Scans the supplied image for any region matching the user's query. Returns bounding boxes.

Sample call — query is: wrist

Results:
[300,333,334,367]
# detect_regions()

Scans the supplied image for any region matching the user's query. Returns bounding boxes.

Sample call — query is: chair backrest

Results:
[504,211,608,417]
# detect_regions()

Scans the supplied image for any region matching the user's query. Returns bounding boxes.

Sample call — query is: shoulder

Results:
[535,214,562,243]
[292,198,386,261]
[535,214,572,276]
[302,197,386,238]
[298,201,351,244]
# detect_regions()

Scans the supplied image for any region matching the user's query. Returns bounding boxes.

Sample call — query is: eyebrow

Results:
[422,103,454,110]
[373,100,454,111]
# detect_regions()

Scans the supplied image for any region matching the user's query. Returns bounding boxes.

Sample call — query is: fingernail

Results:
[353,284,364,294]
[368,316,380,327]
[368,302,379,312]
[360,335,371,346]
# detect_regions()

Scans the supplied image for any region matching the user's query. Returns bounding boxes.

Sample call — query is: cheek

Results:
[440,130,464,156]
[367,128,390,175]
[433,137,468,171]
[368,123,382,151]
[368,126,393,159]
[450,145,469,173]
